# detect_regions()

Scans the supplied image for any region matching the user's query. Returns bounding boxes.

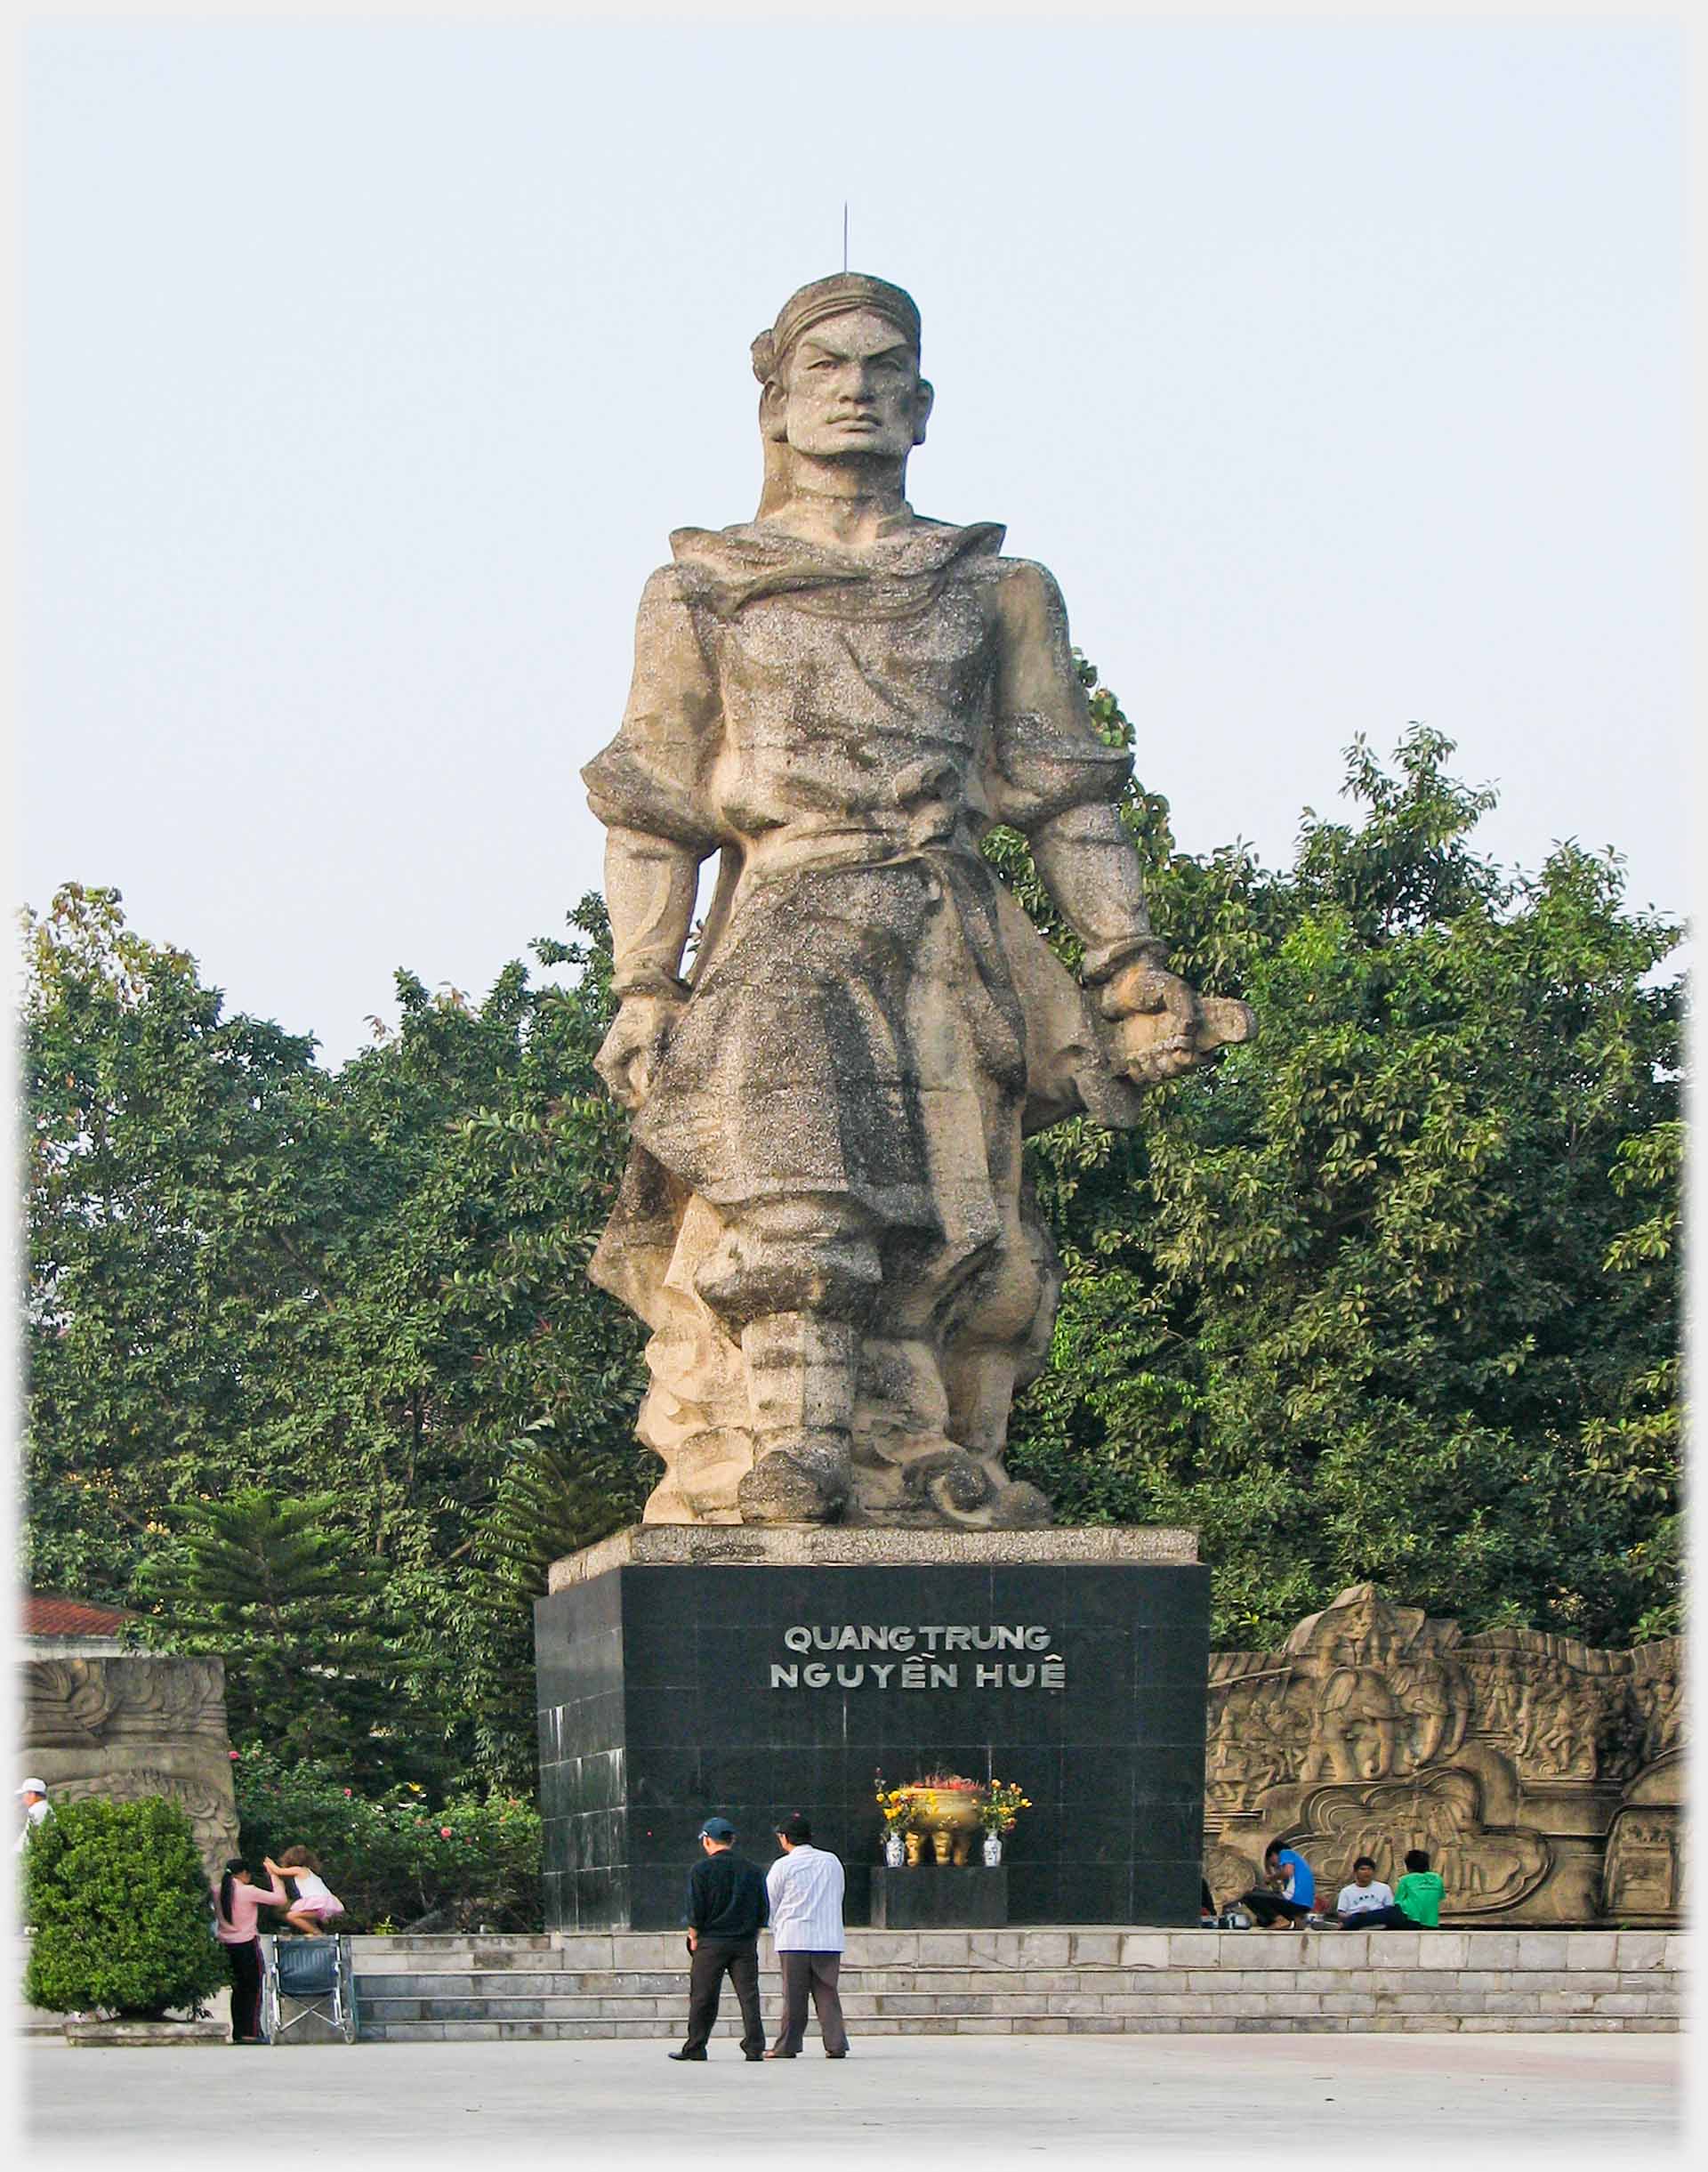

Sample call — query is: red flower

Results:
[439,1826,453,1839]
[228,1749,240,1762]
[343,1788,352,1798]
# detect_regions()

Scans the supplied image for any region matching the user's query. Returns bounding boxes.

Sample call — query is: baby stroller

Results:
[259,1934,358,2044]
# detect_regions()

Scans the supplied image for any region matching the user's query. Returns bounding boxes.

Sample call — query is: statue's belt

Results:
[734,818,976,886]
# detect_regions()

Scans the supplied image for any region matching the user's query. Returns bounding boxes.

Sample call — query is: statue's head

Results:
[751,273,933,512]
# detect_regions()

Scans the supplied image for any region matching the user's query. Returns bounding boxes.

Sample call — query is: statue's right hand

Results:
[595,993,682,1111]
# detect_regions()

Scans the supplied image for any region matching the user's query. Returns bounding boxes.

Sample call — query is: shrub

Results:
[232,1746,541,1931]
[23,1797,228,2018]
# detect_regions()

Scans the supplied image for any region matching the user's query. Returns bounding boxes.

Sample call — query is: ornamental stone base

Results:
[536,1525,1208,1930]
[871,1865,1008,1928]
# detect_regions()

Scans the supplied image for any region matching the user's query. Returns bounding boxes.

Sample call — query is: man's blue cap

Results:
[699,1817,736,1841]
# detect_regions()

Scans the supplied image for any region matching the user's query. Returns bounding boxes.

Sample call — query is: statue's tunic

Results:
[584,519,1147,1523]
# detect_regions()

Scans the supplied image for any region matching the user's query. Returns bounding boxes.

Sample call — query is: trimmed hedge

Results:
[232,1746,541,1932]
[23,1797,228,2017]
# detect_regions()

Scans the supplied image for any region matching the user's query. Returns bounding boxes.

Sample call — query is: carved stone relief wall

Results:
[20,1654,240,1882]
[1204,1585,1683,1926]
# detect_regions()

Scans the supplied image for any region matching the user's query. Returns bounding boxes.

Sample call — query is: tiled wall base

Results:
[351,1927,1683,2039]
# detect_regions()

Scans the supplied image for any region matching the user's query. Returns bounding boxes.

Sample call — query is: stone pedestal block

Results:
[535,1525,1208,1931]
[870,1865,1008,1927]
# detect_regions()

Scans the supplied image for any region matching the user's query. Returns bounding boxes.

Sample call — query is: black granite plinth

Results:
[870,1865,1008,1928]
[535,1530,1209,1931]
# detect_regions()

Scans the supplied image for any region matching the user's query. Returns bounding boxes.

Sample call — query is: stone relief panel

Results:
[1293,1769,1551,1916]
[1601,1750,1684,1924]
[26,1656,231,1746]
[20,1654,240,1881]
[1603,1807,1682,1920]
[1204,1585,1683,1926]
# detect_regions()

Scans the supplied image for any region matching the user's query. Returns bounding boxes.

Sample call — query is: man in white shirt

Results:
[763,1814,849,2059]
[1330,1854,1395,1922]
[16,1778,52,1854]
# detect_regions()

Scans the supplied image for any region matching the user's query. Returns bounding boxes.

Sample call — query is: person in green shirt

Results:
[1357,1848,1446,1928]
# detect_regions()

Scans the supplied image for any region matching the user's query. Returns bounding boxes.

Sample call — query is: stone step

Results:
[338,1928,1683,2040]
[350,1968,1680,2038]
[351,1965,1673,2001]
[351,1946,1684,1981]
[358,2013,1677,2042]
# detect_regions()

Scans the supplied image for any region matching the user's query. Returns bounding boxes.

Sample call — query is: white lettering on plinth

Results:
[769,1627,1070,1691]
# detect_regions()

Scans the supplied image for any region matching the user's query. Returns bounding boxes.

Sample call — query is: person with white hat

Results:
[17,1778,52,1853]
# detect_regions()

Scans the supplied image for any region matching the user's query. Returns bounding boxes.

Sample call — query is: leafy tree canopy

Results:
[995,695,1683,1649]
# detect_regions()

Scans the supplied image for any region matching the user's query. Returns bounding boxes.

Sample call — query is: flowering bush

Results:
[232,1746,541,1932]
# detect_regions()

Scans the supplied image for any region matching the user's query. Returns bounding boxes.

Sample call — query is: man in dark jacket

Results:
[669,1817,769,2063]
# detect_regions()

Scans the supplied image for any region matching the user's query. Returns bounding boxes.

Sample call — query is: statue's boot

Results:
[737,1312,857,1525]
[899,1444,1051,1530]
[738,1428,851,1524]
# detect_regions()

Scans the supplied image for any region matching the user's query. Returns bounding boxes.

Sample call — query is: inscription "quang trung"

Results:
[769,1624,1066,1692]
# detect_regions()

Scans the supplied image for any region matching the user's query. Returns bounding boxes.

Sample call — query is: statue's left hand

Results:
[1100,962,1256,1085]
[1100,964,1205,1084]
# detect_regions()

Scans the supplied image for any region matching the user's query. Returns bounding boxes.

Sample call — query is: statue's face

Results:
[777,308,932,461]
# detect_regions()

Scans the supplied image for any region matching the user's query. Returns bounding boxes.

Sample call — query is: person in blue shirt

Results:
[1241,1838,1317,1926]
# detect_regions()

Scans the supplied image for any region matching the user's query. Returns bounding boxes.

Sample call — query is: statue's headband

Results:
[751,273,922,385]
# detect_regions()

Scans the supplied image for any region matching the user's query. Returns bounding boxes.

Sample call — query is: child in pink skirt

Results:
[267,1846,345,1934]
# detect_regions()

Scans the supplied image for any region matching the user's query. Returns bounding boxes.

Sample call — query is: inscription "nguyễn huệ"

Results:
[769,1623,1066,1692]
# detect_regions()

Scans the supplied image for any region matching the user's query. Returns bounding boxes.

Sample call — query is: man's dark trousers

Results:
[773,1951,849,2056]
[684,1935,765,2056]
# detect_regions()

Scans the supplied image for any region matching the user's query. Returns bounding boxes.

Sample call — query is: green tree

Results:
[23,1797,228,2018]
[136,1489,405,1780]
[1000,707,1685,1649]
[459,1433,632,1779]
[24,883,645,1791]
[23,884,327,1599]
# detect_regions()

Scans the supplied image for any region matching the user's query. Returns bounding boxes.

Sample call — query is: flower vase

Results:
[883,1832,906,1869]
[982,1832,1003,1868]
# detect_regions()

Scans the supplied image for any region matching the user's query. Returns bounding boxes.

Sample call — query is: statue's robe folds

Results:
[584,519,1150,1524]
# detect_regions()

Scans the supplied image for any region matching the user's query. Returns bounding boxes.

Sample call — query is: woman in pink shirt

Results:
[214,1857,287,2043]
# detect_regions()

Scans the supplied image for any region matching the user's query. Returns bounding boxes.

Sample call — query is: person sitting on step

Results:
[1240,1838,1317,1926]
[1322,1854,1396,1925]
[1351,1848,1446,1930]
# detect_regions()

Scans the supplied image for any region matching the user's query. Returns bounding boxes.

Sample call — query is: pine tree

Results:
[138,1489,413,1780]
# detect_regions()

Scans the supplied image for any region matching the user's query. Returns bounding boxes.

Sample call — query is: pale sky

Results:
[21,17,1688,1067]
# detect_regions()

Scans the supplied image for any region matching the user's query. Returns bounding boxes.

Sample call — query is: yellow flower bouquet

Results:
[978,1780,1031,1836]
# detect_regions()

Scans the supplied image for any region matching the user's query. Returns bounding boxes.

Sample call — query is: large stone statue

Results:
[584,272,1250,1530]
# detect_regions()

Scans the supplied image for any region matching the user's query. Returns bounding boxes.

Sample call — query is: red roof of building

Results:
[22,1594,137,1637]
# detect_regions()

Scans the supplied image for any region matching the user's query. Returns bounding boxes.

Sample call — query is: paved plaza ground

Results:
[22,2030,1685,2167]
